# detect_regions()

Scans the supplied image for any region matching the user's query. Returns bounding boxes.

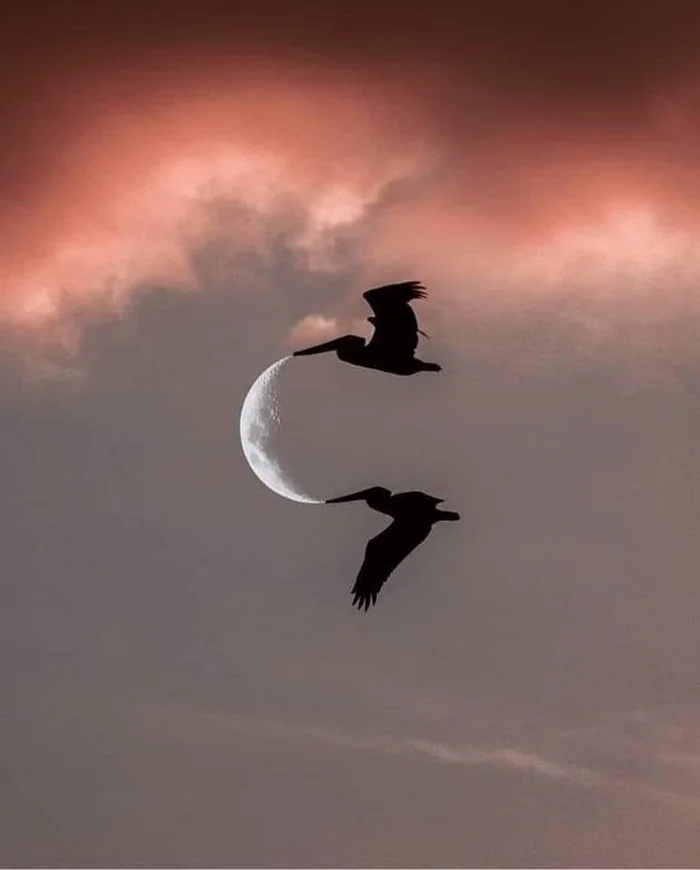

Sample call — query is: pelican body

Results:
[293,281,441,375]
[326,486,460,611]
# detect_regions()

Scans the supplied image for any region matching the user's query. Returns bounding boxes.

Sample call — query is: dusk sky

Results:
[4,1,700,866]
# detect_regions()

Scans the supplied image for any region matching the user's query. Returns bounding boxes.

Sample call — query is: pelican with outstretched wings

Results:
[326,487,460,610]
[293,281,441,375]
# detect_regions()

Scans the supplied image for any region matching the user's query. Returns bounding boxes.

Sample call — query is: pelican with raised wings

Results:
[293,281,441,375]
[326,487,460,611]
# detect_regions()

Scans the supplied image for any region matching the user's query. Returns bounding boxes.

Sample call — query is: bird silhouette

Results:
[293,281,441,375]
[326,487,460,610]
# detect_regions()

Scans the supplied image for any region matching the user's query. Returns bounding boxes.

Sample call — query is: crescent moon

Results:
[239,357,323,504]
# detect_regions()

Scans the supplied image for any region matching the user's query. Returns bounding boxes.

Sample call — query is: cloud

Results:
[145,703,700,815]
[6,7,700,355]
[0,59,433,340]
[288,315,341,346]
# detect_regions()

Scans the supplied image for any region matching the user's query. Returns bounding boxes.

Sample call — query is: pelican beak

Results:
[325,489,374,504]
[293,338,340,356]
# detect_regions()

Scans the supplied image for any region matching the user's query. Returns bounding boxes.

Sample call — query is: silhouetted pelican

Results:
[326,487,460,611]
[293,281,441,375]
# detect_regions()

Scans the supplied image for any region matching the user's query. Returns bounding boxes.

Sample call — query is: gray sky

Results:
[4,222,700,866]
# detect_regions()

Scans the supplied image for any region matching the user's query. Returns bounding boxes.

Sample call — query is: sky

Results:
[4,0,700,866]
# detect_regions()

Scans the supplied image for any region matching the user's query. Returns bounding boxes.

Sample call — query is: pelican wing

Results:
[351,518,432,611]
[363,281,427,358]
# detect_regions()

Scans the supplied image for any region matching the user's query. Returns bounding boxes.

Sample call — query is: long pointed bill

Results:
[292,338,341,356]
[325,489,377,504]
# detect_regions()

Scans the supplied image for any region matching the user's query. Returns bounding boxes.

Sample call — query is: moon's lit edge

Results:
[239,356,323,504]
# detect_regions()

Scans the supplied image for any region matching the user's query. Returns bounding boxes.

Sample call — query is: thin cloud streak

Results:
[150,704,700,816]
